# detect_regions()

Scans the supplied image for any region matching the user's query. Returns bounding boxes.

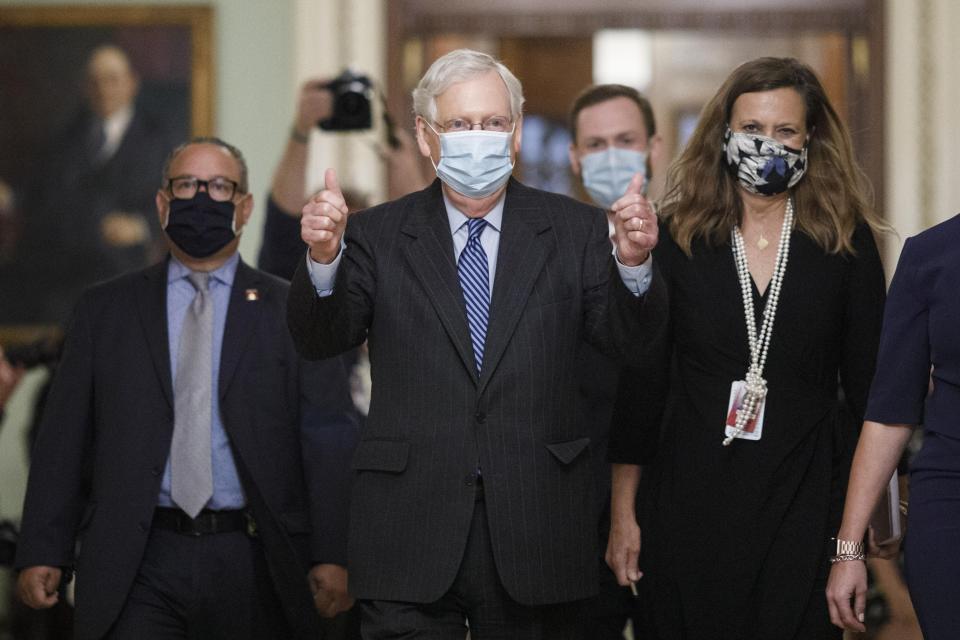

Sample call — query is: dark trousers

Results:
[359,498,586,640]
[103,527,289,639]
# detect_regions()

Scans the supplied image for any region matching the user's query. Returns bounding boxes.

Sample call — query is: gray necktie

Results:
[170,271,214,518]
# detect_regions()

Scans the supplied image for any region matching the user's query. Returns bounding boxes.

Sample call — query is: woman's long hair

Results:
[661,57,888,256]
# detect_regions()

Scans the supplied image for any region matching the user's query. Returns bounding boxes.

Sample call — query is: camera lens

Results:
[338,92,366,116]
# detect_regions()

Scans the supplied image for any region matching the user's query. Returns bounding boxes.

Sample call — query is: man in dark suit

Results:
[567,84,668,639]
[19,44,176,324]
[287,49,666,638]
[15,138,356,639]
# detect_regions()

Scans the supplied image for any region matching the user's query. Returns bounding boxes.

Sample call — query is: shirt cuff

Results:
[306,246,343,297]
[615,251,653,296]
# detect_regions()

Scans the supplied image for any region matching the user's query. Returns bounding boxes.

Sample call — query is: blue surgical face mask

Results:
[428,123,515,199]
[579,147,648,209]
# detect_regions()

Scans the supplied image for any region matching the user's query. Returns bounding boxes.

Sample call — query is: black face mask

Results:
[164,191,237,258]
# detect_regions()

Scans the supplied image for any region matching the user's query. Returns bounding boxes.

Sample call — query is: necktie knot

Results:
[187,271,210,293]
[466,218,487,241]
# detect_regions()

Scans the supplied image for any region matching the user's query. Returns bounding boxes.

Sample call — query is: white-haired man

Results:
[287,49,665,638]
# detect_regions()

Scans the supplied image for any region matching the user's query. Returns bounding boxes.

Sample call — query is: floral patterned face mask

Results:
[722,127,808,196]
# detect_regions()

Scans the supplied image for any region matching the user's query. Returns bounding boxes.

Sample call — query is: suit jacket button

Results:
[464,474,474,486]
[474,411,486,423]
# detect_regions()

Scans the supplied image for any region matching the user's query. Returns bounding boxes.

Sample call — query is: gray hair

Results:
[161,136,249,193]
[412,49,525,123]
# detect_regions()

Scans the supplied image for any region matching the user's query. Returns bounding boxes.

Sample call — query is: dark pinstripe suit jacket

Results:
[287,178,667,606]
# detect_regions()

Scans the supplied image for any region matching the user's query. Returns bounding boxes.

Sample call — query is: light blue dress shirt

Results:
[306,192,652,296]
[158,253,246,511]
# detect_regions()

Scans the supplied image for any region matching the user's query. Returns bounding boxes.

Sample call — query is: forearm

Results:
[610,463,643,523]
[837,420,913,540]
[270,134,310,216]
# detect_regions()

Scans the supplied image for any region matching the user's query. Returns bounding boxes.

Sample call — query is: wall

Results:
[884,0,960,266]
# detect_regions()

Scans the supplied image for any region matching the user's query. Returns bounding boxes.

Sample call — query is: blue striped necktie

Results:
[458,218,490,373]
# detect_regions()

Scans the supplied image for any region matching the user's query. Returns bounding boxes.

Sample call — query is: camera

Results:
[318,70,373,132]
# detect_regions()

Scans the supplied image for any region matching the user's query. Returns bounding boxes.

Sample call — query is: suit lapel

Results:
[478,181,549,394]
[135,260,174,408]
[400,182,480,384]
[219,260,263,398]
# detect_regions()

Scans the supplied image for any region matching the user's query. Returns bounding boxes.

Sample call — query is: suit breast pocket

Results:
[545,437,591,465]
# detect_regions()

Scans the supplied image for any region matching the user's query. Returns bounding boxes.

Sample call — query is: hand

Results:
[100,211,149,247]
[612,173,658,267]
[301,168,348,264]
[826,560,868,632]
[16,566,62,609]
[0,346,25,410]
[294,79,334,138]
[605,515,643,588]
[867,524,901,560]
[308,563,353,618]
[373,126,432,196]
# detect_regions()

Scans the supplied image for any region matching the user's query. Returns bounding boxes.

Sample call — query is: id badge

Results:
[724,380,765,441]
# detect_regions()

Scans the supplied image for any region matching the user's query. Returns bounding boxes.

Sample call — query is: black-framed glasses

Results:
[434,115,513,133]
[167,176,240,202]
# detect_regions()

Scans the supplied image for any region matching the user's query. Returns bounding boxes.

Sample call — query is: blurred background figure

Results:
[566,83,666,640]
[258,77,431,282]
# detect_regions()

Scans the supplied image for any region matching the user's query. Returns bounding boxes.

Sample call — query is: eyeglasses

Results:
[434,116,513,133]
[167,176,241,202]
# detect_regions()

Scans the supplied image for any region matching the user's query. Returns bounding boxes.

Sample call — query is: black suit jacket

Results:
[287,179,667,606]
[15,258,356,640]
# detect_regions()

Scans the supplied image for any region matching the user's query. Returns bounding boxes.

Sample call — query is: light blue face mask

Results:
[429,124,515,199]
[579,147,648,209]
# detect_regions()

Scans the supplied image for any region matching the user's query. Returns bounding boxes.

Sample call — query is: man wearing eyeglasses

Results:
[15,138,357,639]
[287,49,667,638]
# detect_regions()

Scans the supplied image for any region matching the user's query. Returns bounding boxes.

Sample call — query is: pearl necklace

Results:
[723,197,794,446]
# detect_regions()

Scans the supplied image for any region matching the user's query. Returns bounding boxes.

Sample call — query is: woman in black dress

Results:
[606,57,889,639]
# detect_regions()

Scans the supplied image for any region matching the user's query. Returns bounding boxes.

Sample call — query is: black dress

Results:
[636,221,885,639]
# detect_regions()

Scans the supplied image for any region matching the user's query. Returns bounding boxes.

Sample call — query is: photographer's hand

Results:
[302,168,348,265]
[0,346,25,410]
[17,566,62,609]
[295,79,334,140]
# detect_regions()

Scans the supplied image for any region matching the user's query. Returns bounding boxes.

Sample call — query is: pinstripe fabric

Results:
[287,178,668,607]
[458,218,490,372]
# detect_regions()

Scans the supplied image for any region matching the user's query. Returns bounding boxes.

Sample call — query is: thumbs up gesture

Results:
[611,172,658,267]
[302,168,349,264]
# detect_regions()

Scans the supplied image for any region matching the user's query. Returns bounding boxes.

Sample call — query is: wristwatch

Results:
[830,537,866,563]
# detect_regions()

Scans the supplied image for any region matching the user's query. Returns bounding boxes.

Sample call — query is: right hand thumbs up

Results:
[302,168,348,264]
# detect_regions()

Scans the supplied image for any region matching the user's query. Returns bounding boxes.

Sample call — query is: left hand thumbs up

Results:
[611,172,658,267]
